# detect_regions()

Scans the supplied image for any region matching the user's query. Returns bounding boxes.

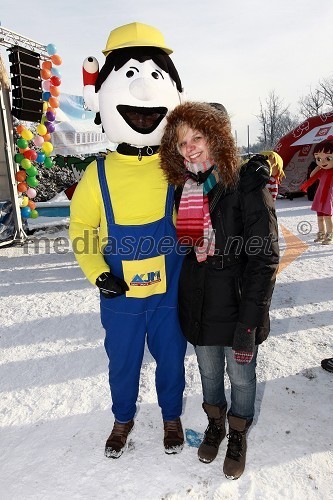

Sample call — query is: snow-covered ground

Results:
[0,198,332,500]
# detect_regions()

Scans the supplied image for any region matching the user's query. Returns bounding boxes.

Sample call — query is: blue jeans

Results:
[194,345,258,421]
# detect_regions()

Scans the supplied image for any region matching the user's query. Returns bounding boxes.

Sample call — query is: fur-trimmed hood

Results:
[159,101,239,187]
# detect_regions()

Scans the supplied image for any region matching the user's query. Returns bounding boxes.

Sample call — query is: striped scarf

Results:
[177,159,217,262]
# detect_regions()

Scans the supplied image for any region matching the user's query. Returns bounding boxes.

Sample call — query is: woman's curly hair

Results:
[159,101,240,187]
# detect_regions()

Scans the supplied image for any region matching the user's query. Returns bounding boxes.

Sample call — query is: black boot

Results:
[223,415,251,479]
[163,418,184,454]
[197,403,227,463]
[321,357,333,372]
[105,420,134,458]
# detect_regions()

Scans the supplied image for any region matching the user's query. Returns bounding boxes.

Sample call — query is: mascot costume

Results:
[69,23,187,458]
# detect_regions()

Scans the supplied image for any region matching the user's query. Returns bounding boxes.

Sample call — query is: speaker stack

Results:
[9,45,43,122]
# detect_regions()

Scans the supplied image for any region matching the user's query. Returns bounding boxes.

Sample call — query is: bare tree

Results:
[298,88,326,119]
[298,77,333,118]
[256,91,299,149]
[318,76,333,109]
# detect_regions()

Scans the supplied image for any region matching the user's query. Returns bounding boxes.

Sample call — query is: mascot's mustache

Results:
[117,105,167,134]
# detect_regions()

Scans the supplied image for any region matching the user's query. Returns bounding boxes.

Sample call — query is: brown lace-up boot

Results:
[223,415,251,480]
[105,419,134,458]
[163,418,184,454]
[198,403,227,463]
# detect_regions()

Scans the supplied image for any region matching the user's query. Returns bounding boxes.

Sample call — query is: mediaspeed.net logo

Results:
[130,271,162,287]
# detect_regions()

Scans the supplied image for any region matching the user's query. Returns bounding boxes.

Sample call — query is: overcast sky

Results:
[1,0,333,147]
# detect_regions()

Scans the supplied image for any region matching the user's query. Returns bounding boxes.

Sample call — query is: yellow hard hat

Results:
[102,22,173,56]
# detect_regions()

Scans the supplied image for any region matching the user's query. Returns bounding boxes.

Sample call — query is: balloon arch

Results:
[13,43,63,219]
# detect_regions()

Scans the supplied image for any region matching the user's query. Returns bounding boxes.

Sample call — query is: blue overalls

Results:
[97,157,187,423]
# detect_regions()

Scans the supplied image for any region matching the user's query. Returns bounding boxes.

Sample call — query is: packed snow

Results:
[0,198,332,500]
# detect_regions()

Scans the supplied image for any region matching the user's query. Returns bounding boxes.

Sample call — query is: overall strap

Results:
[97,156,115,225]
[165,185,175,217]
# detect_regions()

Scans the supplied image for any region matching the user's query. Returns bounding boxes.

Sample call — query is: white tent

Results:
[275,111,333,195]
[52,94,115,156]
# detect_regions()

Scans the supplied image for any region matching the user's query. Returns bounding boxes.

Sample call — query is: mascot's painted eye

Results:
[83,56,99,74]
[152,72,159,79]
[126,70,135,78]
[82,56,99,86]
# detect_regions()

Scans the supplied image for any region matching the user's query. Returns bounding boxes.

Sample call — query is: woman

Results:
[159,102,279,479]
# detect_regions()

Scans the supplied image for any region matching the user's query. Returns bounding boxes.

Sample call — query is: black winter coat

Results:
[176,158,280,347]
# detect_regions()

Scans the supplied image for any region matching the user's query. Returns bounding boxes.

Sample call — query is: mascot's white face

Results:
[99,58,182,147]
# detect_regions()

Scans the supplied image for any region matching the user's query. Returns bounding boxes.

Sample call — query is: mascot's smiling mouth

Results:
[117,105,168,134]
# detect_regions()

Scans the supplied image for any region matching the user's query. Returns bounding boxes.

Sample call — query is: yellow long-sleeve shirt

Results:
[69,151,170,285]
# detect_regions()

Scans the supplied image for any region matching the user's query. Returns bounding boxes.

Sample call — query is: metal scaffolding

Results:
[0,26,47,56]
[0,27,47,245]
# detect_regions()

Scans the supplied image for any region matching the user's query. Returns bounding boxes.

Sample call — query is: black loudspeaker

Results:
[8,45,43,122]
[12,86,42,101]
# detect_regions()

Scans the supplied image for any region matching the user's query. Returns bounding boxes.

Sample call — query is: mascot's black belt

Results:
[117,143,160,160]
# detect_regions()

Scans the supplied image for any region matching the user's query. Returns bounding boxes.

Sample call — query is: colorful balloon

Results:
[30,209,39,219]
[42,91,51,101]
[43,101,48,112]
[16,124,26,134]
[46,43,57,55]
[15,170,27,182]
[36,152,46,163]
[41,142,53,154]
[26,176,39,188]
[21,206,31,218]
[26,187,37,198]
[51,67,62,78]
[17,138,28,149]
[42,60,52,70]
[20,196,29,207]
[14,153,24,163]
[25,165,38,177]
[42,80,51,91]
[43,133,51,142]
[50,76,61,86]
[50,86,61,97]
[17,182,28,192]
[30,150,38,161]
[36,124,48,136]
[45,110,55,121]
[33,135,44,147]
[48,97,59,108]
[28,200,36,210]
[23,149,38,161]
[41,68,52,80]
[23,150,31,159]
[21,129,34,141]
[50,54,62,66]
[20,158,32,170]
[44,157,53,168]
[45,122,55,133]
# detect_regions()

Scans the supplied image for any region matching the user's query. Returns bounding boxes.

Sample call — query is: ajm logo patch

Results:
[130,271,161,287]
